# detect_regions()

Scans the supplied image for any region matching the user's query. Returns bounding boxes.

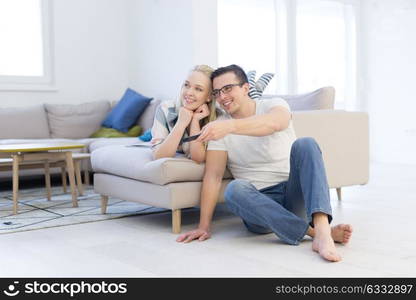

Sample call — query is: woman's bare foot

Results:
[331,224,353,244]
[312,228,342,262]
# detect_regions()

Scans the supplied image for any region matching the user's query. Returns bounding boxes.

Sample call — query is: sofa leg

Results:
[336,187,342,201]
[101,195,109,214]
[172,209,181,234]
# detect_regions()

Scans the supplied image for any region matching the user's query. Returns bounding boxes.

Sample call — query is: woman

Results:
[151,65,217,163]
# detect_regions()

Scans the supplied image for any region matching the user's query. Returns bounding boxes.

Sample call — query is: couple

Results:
[150,64,353,262]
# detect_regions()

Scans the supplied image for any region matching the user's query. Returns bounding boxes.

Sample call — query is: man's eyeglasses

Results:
[212,83,244,98]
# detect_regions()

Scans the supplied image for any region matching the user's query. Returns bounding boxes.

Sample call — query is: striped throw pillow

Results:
[247,70,275,99]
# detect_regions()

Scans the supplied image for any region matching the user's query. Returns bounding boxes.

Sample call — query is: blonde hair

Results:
[193,65,217,126]
[176,64,217,127]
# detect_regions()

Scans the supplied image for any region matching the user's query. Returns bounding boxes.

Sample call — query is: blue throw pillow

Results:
[138,128,152,142]
[102,88,152,132]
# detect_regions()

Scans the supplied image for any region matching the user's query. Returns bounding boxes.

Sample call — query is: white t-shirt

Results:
[207,97,297,190]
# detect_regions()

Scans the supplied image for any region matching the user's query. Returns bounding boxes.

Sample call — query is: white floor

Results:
[1,162,415,277]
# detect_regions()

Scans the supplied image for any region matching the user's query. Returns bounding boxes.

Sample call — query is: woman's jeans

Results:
[224,137,333,245]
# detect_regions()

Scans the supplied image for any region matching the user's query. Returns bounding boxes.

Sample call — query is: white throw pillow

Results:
[45,101,111,138]
[262,86,335,110]
[0,105,50,139]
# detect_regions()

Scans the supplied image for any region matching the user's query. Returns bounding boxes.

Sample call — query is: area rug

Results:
[0,186,167,234]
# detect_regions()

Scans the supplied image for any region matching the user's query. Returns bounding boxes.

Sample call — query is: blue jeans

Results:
[224,137,332,245]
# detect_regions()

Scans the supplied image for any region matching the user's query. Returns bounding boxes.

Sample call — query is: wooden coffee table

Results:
[0,143,86,214]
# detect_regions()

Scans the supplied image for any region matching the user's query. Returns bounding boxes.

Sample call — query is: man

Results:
[177,64,352,262]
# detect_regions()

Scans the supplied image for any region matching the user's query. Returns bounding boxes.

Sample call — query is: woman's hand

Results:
[193,104,210,121]
[177,107,194,127]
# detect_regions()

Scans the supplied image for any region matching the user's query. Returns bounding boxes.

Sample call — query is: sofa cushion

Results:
[136,98,161,131]
[90,125,142,138]
[45,100,111,139]
[91,145,232,185]
[102,88,152,132]
[0,105,50,139]
[262,86,335,110]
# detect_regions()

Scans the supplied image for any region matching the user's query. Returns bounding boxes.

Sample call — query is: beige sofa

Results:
[91,88,369,233]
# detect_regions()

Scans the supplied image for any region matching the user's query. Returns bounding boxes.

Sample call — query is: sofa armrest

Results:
[292,110,369,188]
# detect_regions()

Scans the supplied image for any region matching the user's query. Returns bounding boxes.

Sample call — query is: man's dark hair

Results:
[211,64,248,84]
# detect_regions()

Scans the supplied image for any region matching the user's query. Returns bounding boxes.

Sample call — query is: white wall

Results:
[127,0,217,100]
[361,0,416,165]
[0,0,217,107]
[0,0,130,107]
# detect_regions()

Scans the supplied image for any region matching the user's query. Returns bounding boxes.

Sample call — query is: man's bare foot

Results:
[307,224,353,244]
[331,224,353,244]
[312,228,342,262]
